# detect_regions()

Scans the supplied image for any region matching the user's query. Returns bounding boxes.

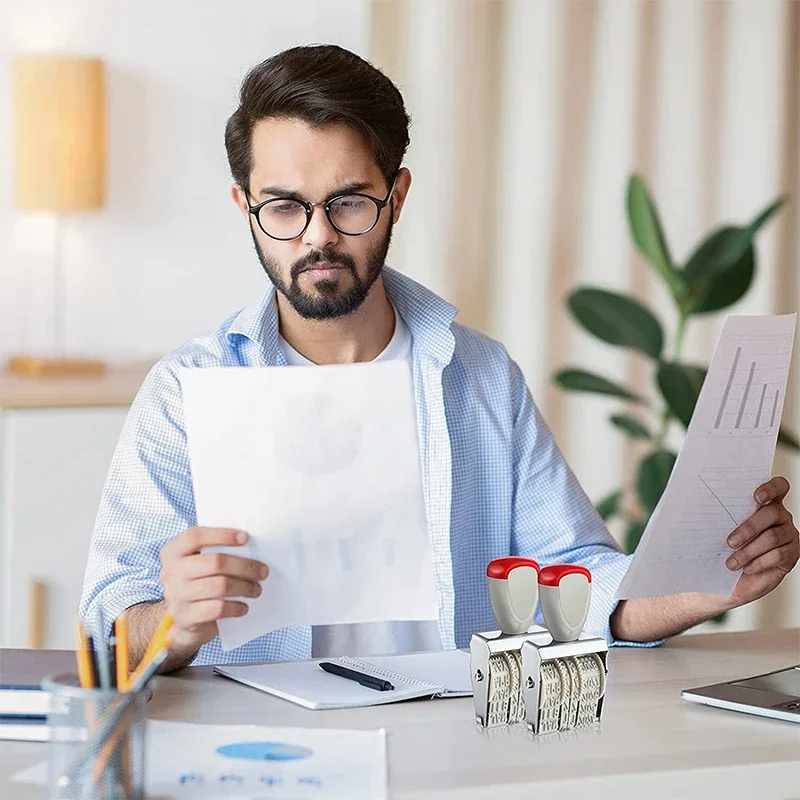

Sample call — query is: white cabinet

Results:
[0,407,127,649]
[0,366,149,650]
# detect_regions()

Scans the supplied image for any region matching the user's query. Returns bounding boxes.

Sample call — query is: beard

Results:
[250,219,393,320]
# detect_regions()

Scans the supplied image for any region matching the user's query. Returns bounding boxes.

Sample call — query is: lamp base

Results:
[7,355,107,378]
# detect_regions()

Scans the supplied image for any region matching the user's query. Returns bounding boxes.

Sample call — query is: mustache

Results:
[291,250,356,279]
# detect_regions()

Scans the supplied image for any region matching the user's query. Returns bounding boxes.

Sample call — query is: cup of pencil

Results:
[42,612,173,799]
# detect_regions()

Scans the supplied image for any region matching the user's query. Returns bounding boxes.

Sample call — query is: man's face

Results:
[233,118,410,320]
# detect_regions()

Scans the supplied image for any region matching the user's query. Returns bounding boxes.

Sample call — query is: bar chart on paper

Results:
[709,338,793,435]
[618,314,797,600]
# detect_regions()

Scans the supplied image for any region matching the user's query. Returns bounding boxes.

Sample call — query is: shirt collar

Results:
[225,266,458,367]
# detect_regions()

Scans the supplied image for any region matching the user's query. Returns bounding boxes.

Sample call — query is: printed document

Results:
[180,360,438,650]
[617,314,797,599]
[13,720,388,799]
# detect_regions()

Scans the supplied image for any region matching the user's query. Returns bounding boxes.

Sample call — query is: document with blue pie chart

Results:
[181,360,439,650]
[12,720,388,799]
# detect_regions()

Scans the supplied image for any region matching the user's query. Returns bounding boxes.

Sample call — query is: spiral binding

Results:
[335,656,432,689]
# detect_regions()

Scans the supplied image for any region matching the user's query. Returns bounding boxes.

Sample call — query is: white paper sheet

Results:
[617,313,797,599]
[13,720,388,799]
[180,360,438,650]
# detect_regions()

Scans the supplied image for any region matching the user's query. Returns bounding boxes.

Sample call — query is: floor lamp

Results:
[9,55,107,377]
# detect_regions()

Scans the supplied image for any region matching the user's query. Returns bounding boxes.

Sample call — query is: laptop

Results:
[682,664,800,723]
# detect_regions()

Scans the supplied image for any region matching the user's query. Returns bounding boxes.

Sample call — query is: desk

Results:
[2,629,799,799]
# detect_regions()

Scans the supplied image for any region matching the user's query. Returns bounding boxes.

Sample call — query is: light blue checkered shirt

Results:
[80,267,645,665]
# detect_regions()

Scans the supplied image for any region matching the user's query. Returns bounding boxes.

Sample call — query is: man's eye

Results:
[336,198,366,210]
[269,202,302,214]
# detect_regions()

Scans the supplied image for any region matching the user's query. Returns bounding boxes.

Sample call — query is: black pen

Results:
[318,661,394,692]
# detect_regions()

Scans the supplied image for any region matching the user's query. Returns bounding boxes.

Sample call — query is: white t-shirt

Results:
[277,308,442,658]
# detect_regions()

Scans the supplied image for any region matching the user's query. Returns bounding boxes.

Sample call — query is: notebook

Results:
[0,717,50,742]
[214,650,472,710]
[0,648,76,741]
[0,685,50,717]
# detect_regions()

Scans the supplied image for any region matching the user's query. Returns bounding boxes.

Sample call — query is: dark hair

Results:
[225,44,411,192]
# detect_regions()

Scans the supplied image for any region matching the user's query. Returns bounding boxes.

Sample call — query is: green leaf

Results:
[657,363,707,428]
[778,426,800,452]
[624,520,647,554]
[626,174,687,297]
[610,414,652,440]
[637,450,677,513]
[567,288,664,359]
[681,227,756,314]
[596,490,622,521]
[554,369,647,404]
[683,197,784,280]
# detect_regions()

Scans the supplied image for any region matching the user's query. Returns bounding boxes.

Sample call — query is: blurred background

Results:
[0,0,798,649]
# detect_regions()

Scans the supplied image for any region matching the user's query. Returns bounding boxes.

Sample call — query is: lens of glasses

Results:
[258,195,380,239]
[327,195,380,235]
[258,199,309,240]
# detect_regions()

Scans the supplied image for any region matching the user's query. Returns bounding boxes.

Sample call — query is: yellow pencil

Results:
[114,615,130,692]
[75,620,94,689]
[128,613,173,687]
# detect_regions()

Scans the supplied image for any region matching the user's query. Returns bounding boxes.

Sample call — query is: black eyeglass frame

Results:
[243,177,397,241]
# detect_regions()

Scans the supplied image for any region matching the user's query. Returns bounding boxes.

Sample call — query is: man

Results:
[80,44,799,673]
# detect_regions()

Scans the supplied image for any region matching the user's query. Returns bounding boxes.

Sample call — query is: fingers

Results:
[159,528,270,638]
[737,540,799,576]
[184,576,263,602]
[754,476,791,505]
[175,599,249,630]
[178,553,269,582]
[727,514,797,574]
[161,527,249,560]
[727,502,790,549]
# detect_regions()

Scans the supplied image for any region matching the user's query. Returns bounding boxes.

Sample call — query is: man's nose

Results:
[301,205,339,250]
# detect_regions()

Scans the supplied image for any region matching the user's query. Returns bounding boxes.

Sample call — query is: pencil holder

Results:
[42,674,151,800]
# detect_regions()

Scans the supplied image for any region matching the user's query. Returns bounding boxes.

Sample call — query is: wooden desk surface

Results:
[2,629,799,799]
[0,364,152,410]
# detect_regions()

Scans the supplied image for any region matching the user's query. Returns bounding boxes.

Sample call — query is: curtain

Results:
[370,0,800,632]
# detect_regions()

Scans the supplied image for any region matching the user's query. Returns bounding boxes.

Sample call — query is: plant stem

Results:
[654,313,688,449]
[673,313,687,362]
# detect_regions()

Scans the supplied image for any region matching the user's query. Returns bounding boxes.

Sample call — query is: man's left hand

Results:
[726,476,799,607]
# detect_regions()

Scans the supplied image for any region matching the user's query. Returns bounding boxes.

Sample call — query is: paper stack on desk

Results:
[180,360,438,651]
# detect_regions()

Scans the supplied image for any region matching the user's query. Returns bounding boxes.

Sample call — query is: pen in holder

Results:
[42,674,150,800]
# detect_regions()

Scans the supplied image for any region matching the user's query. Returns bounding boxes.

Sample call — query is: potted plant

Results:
[554,174,799,559]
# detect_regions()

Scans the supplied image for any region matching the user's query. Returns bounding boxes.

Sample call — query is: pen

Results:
[318,661,394,692]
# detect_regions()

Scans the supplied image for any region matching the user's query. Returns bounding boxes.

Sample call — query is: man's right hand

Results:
[159,527,268,659]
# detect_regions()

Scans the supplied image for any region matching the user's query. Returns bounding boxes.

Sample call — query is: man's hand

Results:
[159,527,269,664]
[726,476,799,606]
[611,476,798,643]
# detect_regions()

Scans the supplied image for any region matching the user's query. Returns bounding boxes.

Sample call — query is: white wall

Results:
[0,0,369,363]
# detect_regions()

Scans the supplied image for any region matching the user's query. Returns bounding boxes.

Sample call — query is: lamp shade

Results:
[13,55,106,212]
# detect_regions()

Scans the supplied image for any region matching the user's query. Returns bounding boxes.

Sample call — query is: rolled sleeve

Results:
[507,358,663,648]
[79,359,196,641]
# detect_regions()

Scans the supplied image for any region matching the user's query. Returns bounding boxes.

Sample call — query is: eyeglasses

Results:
[244,179,396,241]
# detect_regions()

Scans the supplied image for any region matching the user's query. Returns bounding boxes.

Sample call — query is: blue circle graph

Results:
[216,742,313,761]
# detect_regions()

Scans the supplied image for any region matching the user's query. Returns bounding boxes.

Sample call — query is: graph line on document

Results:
[755,384,768,429]
[715,346,742,428]
[734,361,756,429]
[697,475,739,527]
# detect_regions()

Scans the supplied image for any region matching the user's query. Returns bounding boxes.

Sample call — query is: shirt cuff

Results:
[81,580,163,643]
[581,551,667,649]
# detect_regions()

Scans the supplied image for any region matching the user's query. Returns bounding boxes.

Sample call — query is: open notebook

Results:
[213,650,472,710]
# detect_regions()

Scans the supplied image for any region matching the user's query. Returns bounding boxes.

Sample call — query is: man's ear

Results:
[390,167,412,224]
[231,183,250,220]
